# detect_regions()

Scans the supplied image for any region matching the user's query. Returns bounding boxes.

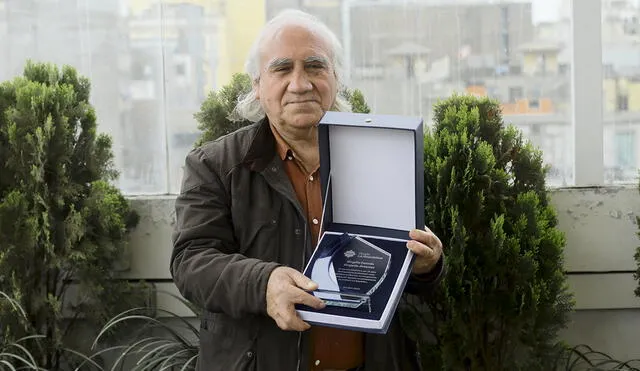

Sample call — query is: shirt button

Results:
[271,166,277,172]
[309,175,314,181]
[315,360,320,366]
[246,351,254,358]
[287,156,293,161]
[312,218,319,225]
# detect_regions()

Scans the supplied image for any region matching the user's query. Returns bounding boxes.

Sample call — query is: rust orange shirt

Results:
[270,123,364,371]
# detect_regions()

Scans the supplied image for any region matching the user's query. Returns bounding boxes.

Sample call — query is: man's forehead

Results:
[259,26,331,62]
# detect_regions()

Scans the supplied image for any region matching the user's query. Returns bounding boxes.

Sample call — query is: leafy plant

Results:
[0,61,148,370]
[82,290,200,371]
[1,291,44,370]
[0,290,103,371]
[341,87,371,114]
[193,73,254,147]
[554,344,640,371]
[194,72,372,146]
[0,334,45,371]
[416,94,574,370]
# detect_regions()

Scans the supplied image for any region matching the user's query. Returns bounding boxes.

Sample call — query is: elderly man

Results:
[170,9,444,371]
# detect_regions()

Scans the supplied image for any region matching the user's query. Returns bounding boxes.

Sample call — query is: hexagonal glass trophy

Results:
[310,232,391,312]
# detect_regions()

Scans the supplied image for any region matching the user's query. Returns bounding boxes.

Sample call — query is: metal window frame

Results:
[571,0,604,186]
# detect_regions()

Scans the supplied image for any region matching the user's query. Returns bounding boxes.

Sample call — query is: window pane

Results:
[602,0,640,184]
[0,0,169,194]
[123,1,170,194]
[163,0,265,194]
[160,0,217,194]
[268,0,573,187]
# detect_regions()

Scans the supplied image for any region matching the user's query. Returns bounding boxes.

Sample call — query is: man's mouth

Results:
[288,100,317,104]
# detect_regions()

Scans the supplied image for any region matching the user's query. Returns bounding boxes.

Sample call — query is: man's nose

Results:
[287,69,312,93]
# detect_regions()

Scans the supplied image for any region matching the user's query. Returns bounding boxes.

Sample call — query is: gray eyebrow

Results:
[305,56,329,66]
[266,56,329,71]
[267,58,292,71]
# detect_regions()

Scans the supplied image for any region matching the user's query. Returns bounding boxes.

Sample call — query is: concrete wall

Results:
[121,186,640,362]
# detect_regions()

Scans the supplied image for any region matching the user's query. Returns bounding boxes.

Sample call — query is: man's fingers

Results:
[291,286,326,309]
[288,269,318,291]
[409,228,442,250]
[409,228,434,243]
[274,303,312,331]
[287,310,311,331]
[277,313,310,332]
[407,240,434,257]
[267,267,323,332]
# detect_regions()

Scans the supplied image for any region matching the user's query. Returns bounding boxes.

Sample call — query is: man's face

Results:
[255,24,337,132]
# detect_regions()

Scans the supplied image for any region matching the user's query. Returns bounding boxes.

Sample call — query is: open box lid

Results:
[317,111,424,240]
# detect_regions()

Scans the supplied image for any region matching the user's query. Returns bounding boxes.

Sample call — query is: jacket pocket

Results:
[197,311,257,371]
[235,202,282,262]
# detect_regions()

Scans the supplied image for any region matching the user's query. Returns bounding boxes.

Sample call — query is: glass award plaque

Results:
[310,233,391,312]
[295,111,424,334]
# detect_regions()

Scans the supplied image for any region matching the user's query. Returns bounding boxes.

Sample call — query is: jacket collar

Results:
[241,117,278,172]
[242,118,306,220]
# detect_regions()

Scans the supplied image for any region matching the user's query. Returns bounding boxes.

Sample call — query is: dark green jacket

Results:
[170,118,444,371]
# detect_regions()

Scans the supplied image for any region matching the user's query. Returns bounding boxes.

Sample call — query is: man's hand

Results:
[266,266,326,331]
[407,226,444,275]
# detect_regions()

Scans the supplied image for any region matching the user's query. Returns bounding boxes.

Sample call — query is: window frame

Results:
[571,0,605,186]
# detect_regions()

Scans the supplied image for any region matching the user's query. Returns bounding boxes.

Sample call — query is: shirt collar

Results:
[269,122,294,161]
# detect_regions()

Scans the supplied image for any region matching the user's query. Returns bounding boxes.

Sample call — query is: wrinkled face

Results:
[254,24,337,132]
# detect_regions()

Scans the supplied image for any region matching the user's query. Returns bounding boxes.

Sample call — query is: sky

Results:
[531,0,640,24]
[531,0,562,24]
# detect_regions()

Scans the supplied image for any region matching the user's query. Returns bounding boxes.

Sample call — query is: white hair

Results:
[231,9,351,122]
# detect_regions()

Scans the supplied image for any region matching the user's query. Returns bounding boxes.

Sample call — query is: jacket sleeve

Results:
[403,253,445,297]
[170,147,281,318]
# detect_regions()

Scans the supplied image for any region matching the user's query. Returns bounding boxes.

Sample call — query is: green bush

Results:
[193,73,254,146]
[0,61,148,370]
[415,94,574,370]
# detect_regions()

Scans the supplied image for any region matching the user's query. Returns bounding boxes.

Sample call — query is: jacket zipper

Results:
[296,220,308,371]
[264,161,312,371]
